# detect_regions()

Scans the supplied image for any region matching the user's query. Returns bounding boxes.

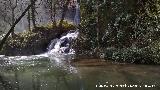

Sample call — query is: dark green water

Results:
[0,55,160,90]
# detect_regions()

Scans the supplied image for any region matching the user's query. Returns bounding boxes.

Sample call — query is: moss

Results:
[36,20,76,31]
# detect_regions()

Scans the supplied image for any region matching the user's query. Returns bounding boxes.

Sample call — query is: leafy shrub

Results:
[105,46,160,64]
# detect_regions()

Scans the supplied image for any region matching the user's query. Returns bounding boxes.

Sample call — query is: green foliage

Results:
[79,0,160,64]
[105,46,160,64]
[37,20,76,30]
[57,20,76,30]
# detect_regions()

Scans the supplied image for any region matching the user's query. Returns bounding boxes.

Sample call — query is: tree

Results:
[59,0,70,28]
[0,0,37,51]
[27,9,31,31]
[44,0,57,28]
[0,0,18,36]
[9,0,18,36]
[80,0,160,51]
[50,0,57,27]
[30,0,37,29]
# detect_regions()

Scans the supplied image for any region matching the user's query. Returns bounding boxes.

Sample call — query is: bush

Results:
[104,46,160,64]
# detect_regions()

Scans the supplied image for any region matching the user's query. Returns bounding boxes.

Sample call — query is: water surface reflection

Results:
[0,57,160,90]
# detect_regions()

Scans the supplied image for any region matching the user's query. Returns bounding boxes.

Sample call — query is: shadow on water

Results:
[75,62,160,90]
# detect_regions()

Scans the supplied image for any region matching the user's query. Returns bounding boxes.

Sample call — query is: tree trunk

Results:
[58,0,70,29]
[31,0,36,29]
[11,9,15,36]
[96,1,100,50]
[0,1,36,51]
[95,1,102,58]
[50,0,56,28]
[53,0,56,27]
[9,0,18,37]
[28,9,31,31]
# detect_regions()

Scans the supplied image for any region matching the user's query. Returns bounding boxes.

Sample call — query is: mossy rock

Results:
[0,21,76,56]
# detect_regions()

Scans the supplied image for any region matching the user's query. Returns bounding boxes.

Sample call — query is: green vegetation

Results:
[76,0,160,64]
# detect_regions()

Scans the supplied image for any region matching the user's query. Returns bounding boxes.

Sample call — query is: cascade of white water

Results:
[46,29,79,74]
[48,30,79,55]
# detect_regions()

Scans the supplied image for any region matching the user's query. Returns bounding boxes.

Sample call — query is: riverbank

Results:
[71,59,131,67]
[72,58,160,67]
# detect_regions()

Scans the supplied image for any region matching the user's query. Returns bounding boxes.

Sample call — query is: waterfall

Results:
[48,0,80,55]
[46,29,79,73]
[48,30,79,55]
[74,3,81,25]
